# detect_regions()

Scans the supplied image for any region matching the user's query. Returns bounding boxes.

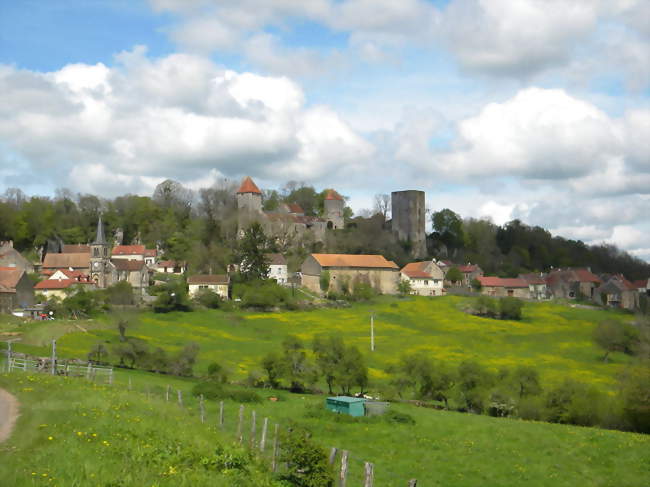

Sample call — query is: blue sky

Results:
[0,0,648,259]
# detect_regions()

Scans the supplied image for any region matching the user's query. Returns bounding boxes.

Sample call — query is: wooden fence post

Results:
[177,389,183,407]
[86,362,92,380]
[363,462,374,487]
[237,405,244,444]
[166,384,170,402]
[200,394,205,423]
[219,401,224,429]
[328,447,338,466]
[340,450,349,487]
[108,369,113,385]
[408,480,417,487]
[271,424,279,472]
[250,410,256,448]
[260,417,269,452]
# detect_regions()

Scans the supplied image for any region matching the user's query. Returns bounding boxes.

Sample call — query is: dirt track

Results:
[0,388,19,443]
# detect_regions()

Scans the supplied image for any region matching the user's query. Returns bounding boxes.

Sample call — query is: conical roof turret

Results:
[237,176,262,195]
[93,215,107,245]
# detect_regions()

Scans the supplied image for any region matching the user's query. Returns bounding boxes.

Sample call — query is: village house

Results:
[154,260,187,274]
[34,276,95,300]
[519,273,548,300]
[187,275,230,300]
[594,275,639,310]
[0,267,35,313]
[301,253,399,295]
[458,264,483,287]
[477,276,531,299]
[0,241,35,273]
[400,260,445,296]
[632,278,649,297]
[545,268,602,300]
[144,248,158,266]
[266,253,288,285]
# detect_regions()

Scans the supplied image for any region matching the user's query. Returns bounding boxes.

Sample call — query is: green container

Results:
[325,396,366,417]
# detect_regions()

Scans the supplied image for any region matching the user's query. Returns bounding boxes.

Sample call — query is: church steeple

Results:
[94,214,106,245]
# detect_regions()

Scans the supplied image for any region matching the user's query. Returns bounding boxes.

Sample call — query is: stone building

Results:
[0,267,34,313]
[545,268,602,299]
[400,260,445,296]
[0,241,34,273]
[594,275,639,310]
[236,176,340,243]
[301,253,399,295]
[477,276,531,299]
[266,253,288,285]
[391,190,426,258]
[188,275,230,300]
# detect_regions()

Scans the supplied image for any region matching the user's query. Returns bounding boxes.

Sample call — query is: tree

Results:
[312,334,345,394]
[281,335,314,392]
[432,208,465,253]
[499,297,524,320]
[336,345,368,395]
[278,424,333,487]
[194,289,222,309]
[470,278,482,292]
[88,342,107,363]
[593,320,637,362]
[104,281,134,306]
[456,360,494,413]
[619,366,650,433]
[319,270,330,293]
[373,194,391,222]
[152,280,192,313]
[512,365,542,398]
[397,279,412,296]
[169,343,199,376]
[237,222,270,281]
[261,351,283,388]
[446,267,462,285]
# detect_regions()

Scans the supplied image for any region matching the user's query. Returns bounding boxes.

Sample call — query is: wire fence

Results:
[2,352,420,486]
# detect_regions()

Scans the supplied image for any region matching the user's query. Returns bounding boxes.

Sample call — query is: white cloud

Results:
[0,49,371,196]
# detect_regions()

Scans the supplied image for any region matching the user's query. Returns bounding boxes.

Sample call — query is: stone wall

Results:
[391,190,426,258]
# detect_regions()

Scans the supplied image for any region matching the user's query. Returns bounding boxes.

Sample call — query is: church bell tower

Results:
[90,215,110,288]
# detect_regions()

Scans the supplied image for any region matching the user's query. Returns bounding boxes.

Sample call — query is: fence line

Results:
[4,361,416,485]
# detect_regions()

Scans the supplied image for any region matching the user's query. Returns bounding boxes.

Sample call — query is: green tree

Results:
[446,267,463,285]
[87,342,107,364]
[593,320,638,362]
[312,334,345,394]
[619,366,650,433]
[432,208,465,253]
[512,365,542,398]
[278,424,333,487]
[319,270,330,292]
[336,345,368,395]
[237,223,270,281]
[261,351,283,388]
[499,297,524,320]
[470,278,482,292]
[397,279,412,296]
[456,360,494,413]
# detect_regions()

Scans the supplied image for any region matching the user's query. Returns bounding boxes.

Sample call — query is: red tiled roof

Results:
[311,254,399,269]
[478,276,529,288]
[611,274,637,291]
[519,273,546,285]
[157,260,184,268]
[0,268,24,291]
[266,253,287,266]
[401,262,431,279]
[187,274,229,285]
[35,278,94,290]
[112,245,146,256]
[458,264,480,273]
[571,268,602,284]
[632,279,648,289]
[111,259,145,271]
[48,269,88,279]
[324,189,343,201]
[237,176,262,194]
[144,249,157,257]
[286,203,304,214]
[42,253,90,269]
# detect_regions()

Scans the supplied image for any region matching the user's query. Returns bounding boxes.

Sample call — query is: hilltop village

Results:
[0,176,648,316]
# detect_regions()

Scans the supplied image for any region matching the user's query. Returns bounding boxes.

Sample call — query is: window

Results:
[424,280,428,285]
[507,289,514,297]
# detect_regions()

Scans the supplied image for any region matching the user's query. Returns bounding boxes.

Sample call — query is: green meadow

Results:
[5,296,636,391]
[1,368,648,486]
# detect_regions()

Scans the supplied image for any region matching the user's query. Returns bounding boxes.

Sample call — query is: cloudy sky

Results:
[0,0,648,259]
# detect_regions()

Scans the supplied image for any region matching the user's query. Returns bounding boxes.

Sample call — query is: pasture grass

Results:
[1,367,648,487]
[13,296,635,392]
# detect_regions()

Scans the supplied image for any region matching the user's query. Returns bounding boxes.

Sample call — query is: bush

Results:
[475,296,498,318]
[544,380,603,427]
[499,297,523,320]
[517,396,544,421]
[385,410,415,425]
[104,281,135,306]
[278,424,334,487]
[191,382,262,403]
[206,361,229,383]
[351,282,375,301]
[229,389,263,404]
[152,280,192,313]
[195,289,222,309]
[234,279,294,310]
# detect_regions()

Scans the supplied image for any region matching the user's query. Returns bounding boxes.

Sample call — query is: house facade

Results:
[519,273,548,300]
[545,268,602,299]
[187,275,230,299]
[301,254,399,295]
[400,260,445,296]
[0,267,34,313]
[155,260,187,274]
[458,264,483,287]
[594,275,639,310]
[477,276,531,299]
[266,253,288,285]
[34,276,95,300]
[0,241,34,273]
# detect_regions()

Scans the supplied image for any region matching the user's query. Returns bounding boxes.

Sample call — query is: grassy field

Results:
[1,367,648,486]
[4,296,636,392]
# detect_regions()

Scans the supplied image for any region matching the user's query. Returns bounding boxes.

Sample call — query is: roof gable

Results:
[311,254,398,269]
[237,176,262,195]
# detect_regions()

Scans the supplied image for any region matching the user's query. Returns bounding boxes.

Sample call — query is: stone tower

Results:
[391,190,426,258]
[324,189,344,229]
[236,176,263,234]
[90,215,110,288]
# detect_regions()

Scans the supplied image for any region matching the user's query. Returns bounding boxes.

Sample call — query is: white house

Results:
[267,253,288,285]
[400,260,445,296]
[187,275,230,299]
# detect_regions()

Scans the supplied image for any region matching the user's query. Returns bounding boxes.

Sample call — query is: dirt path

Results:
[0,388,19,443]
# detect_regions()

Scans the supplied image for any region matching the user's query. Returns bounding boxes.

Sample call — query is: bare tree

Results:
[373,194,391,222]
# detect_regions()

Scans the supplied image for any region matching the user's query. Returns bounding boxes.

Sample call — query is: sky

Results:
[0,0,648,260]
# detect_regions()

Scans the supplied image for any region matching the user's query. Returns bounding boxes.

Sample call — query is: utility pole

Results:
[51,339,56,375]
[370,313,375,352]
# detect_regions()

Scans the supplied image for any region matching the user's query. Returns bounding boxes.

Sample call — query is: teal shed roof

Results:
[326,396,366,404]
